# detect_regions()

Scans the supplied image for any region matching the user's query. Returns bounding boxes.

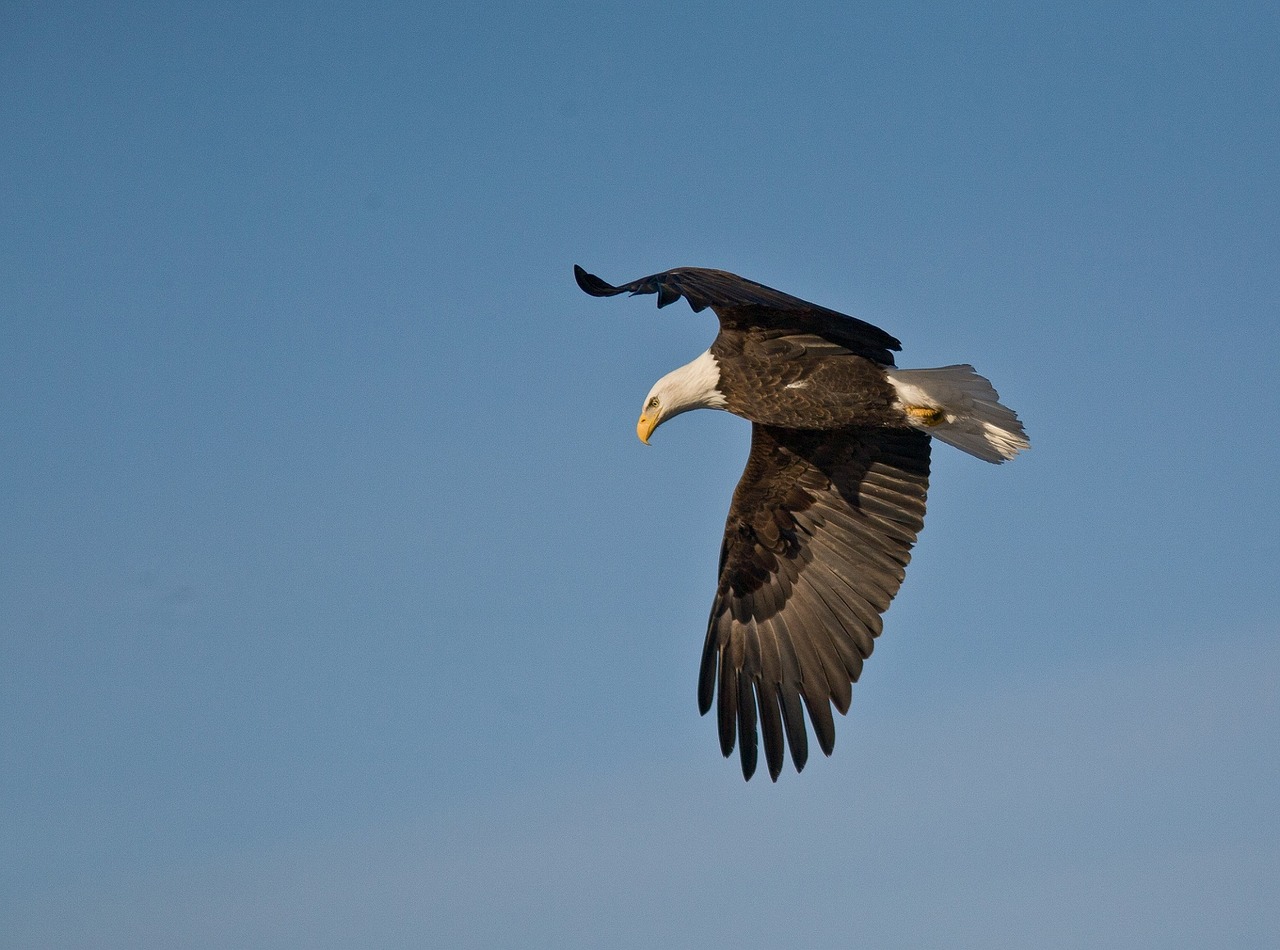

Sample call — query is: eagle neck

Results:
[657,349,728,416]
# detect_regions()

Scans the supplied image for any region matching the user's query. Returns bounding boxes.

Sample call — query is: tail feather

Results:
[885,364,1029,463]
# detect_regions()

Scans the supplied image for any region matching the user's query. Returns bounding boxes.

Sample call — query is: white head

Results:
[636,350,728,443]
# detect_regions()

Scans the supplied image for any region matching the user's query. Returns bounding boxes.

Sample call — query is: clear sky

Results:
[3,2,1278,948]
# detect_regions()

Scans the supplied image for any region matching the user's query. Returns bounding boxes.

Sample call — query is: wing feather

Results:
[806,562,883,653]
[736,672,759,780]
[776,640,809,772]
[791,578,867,682]
[757,680,786,781]
[700,425,930,779]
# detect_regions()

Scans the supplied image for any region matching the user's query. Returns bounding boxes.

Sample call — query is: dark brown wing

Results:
[700,424,930,780]
[574,264,901,365]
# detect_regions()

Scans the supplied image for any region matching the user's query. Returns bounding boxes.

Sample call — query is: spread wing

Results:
[574,264,901,365]
[701,424,931,780]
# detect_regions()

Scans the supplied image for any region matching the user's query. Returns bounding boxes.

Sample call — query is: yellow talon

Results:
[905,405,946,426]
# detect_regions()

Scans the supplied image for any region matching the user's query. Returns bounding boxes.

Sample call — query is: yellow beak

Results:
[637,412,659,444]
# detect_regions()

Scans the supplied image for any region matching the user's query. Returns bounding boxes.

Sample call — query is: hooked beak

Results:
[636,411,659,444]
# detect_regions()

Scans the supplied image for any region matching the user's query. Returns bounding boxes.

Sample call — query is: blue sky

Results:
[3,1,1278,947]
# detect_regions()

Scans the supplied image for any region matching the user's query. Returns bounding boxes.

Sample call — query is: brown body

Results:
[712,329,901,429]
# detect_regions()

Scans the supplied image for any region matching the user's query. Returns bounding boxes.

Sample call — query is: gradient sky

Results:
[4,2,1278,948]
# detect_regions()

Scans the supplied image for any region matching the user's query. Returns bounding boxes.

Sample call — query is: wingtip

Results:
[573,264,621,297]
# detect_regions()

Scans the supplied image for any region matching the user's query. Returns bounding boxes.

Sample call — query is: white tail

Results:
[885,364,1029,463]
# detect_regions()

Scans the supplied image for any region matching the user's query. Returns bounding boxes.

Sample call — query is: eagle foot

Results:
[904,405,947,427]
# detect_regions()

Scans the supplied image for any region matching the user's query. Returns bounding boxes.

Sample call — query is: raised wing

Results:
[574,264,902,365]
[701,424,930,780]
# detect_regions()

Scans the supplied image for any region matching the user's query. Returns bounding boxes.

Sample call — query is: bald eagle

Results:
[576,265,1028,781]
